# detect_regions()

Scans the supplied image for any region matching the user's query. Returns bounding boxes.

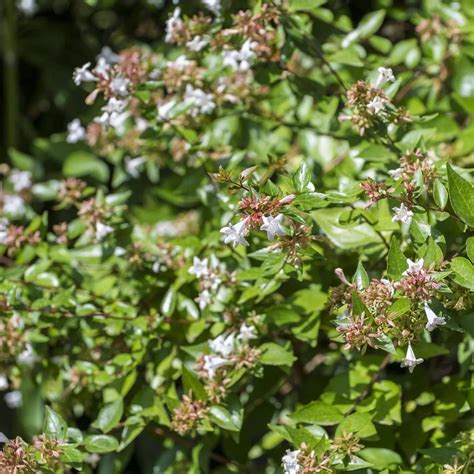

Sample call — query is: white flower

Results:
[375,67,395,88]
[367,96,386,115]
[220,220,248,248]
[380,278,395,298]
[110,75,130,97]
[124,156,146,178]
[238,324,257,342]
[94,57,111,77]
[392,203,414,224]
[0,374,8,391]
[102,97,127,115]
[3,195,25,216]
[17,343,37,367]
[17,0,37,16]
[186,35,208,52]
[152,261,161,273]
[97,46,120,65]
[10,169,32,192]
[184,85,216,116]
[203,355,228,378]
[165,7,183,44]
[403,258,424,275]
[157,100,177,121]
[167,55,194,71]
[209,333,235,357]
[202,0,221,15]
[67,119,86,143]
[282,449,301,474]
[196,289,211,310]
[388,167,403,180]
[0,218,9,244]
[95,222,114,241]
[73,62,96,86]
[4,390,22,409]
[260,214,286,241]
[400,343,423,373]
[223,39,258,72]
[95,98,128,131]
[188,257,209,278]
[424,303,446,331]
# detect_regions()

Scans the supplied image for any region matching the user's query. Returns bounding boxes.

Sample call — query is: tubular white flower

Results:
[125,156,146,178]
[165,7,183,44]
[388,167,403,180]
[0,374,8,391]
[220,220,249,248]
[367,96,386,115]
[97,46,120,65]
[73,62,96,86]
[209,333,235,357]
[392,203,414,224]
[400,343,424,373]
[10,169,32,192]
[4,390,22,409]
[188,257,209,278]
[203,355,228,379]
[238,324,257,342]
[186,36,208,52]
[403,258,424,275]
[67,119,86,144]
[110,75,130,97]
[282,449,301,474]
[3,195,26,216]
[95,222,114,241]
[375,67,395,87]
[196,289,211,310]
[424,303,446,331]
[184,85,216,116]
[202,0,221,15]
[260,214,286,241]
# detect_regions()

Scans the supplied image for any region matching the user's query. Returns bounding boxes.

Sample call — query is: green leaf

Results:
[451,257,474,290]
[293,162,312,193]
[447,164,474,227]
[290,401,344,426]
[336,413,377,439]
[209,406,242,432]
[84,434,119,454]
[433,179,448,209]
[182,366,207,400]
[259,342,296,367]
[43,407,67,439]
[92,399,124,434]
[467,237,474,263]
[63,151,110,183]
[353,261,369,290]
[342,10,386,48]
[387,237,407,278]
[288,0,327,12]
[359,448,402,470]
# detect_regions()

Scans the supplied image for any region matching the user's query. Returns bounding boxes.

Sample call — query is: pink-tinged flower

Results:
[400,343,423,373]
[260,214,286,241]
[221,220,248,248]
[375,67,395,88]
[203,355,228,379]
[392,203,414,224]
[424,303,446,331]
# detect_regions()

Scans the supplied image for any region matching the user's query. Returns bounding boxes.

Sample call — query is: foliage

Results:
[1,0,474,473]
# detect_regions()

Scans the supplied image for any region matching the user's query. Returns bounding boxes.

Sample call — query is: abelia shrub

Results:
[1,0,474,473]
